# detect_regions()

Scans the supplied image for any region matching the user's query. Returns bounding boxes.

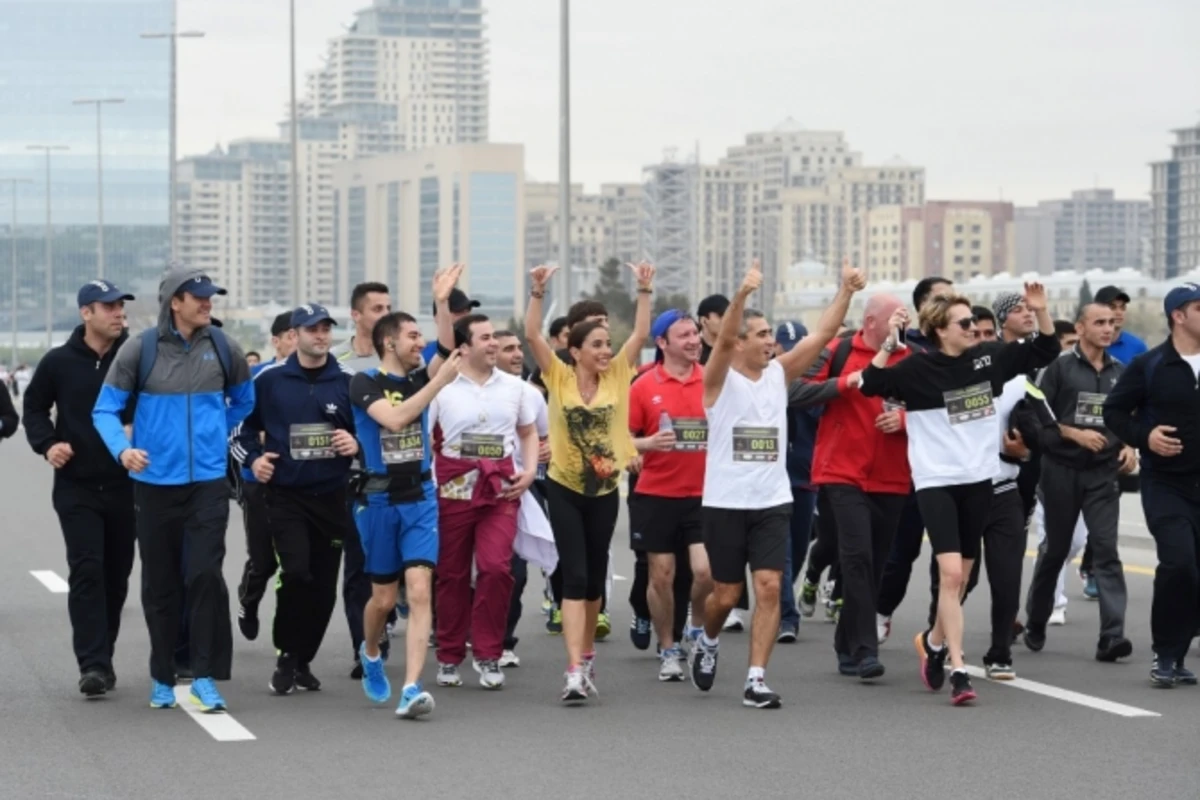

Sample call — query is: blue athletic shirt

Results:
[351,367,433,504]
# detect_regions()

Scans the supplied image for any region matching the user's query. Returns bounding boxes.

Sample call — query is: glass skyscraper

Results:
[0,0,171,334]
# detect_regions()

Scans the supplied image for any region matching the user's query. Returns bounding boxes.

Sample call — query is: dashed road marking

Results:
[1023,551,1154,577]
[964,666,1160,718]
[174,687,257,742]
[30,570,69,593]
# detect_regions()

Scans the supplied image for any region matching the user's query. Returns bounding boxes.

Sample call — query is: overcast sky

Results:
[176,0,1199,206]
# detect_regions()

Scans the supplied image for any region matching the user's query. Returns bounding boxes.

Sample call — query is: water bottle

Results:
[658,411,673,433]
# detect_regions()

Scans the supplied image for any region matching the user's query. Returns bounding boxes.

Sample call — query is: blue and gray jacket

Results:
[92,264,255,486]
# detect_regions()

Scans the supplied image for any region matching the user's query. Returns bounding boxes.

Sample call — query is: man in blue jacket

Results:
[232,304,359,695]
[93,264,254,713]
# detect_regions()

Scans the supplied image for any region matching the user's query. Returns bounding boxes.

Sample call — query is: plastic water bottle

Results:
[658,411,673,433]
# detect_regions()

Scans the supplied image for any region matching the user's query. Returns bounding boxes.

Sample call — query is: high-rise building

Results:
[1016,189,1149,275]
[1150,121,1200,280]
[865,201,1015,283]
[331,143,523,324]
[0,0,172,331]
[642,160,700,302]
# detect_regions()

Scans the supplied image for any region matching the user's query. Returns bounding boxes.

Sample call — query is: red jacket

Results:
[808,331,912,494]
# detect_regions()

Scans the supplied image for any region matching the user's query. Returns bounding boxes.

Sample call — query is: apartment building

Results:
[1016,188,1149,275]
[865,201,1015,283]
[1150,121,1200,279]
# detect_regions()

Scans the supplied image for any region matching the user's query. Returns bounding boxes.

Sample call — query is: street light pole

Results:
[557,0,571,314]
[27,145,69,349]
[289,0,302,307]
[141,26,205,262]
[73,98,125,279]
[0,178,32,369]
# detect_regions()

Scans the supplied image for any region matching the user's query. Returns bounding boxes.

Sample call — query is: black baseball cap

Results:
[432,288,480,316]
[270,311,293,337]
[697,294,730,319]
[1094,285,1131,305]
[77,280,134,307]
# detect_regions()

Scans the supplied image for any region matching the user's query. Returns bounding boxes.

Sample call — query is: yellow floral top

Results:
[543,355,635,496]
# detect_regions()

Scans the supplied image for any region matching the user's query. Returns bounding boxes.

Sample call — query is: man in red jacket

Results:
[797,293,911,680]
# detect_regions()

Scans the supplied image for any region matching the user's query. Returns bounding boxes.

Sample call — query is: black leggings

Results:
[545,479,619,602]
[916,481,993,560]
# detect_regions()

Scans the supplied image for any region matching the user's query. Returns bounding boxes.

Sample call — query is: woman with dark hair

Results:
[524,261,655,704]
[846,284,1059,705]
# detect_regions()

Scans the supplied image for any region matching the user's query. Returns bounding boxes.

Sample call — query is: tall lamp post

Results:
[27,145,69,348]
[0,178,33,368]
[140,26,205,261]
[557,0,571,316]
[73,98,125,279]
[289,0,301,307]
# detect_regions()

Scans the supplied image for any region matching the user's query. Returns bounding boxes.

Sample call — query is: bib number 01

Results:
[1075,392,1107,427]
[732,426,779,462]
[289,422,336,460]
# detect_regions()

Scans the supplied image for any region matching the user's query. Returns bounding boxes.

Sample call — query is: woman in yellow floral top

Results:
[525,260,654,704]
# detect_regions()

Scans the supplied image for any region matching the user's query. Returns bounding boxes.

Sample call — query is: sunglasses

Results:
[953,316,978,331]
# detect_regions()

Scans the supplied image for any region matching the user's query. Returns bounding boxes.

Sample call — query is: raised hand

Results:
[841,257,866,293]
[1023,281,1047,311]
[433,350,463,387]
[739,259,763,297]
[887,307,910,333]
[529,264,560,289]
[433,263,465,304]
[626,260,656,289]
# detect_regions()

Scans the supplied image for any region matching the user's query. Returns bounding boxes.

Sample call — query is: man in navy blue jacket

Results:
[231,304,359,695]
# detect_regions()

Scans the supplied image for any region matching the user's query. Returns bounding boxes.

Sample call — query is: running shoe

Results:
[836,651,857,676]
[1082,573,1099,600]
[681,625,702,657]
[436,662,463,687]
[659,647,686,682]
[237,603,259,641]
[877,614,891,644]
[1022,625,1046,653]
[630,616,652,650]
[914,630,947,691]
[776,622,798,644]
[473,658,505,690]
[499,649,521,668]
[541,596,553,616]
[1049,607,1067,626]
[595,612,612,640]
[350,660,364,680]
[582,652,598,694]
[103,669,117,692]
[189,677,227,713]
[395,682,434,719]
[857,655,885,682]
[360,644,391,703]
[825,598,843,624]
[743,678,782,709]
[691,639,719,691]
[984,660,1016,681]
[1150,656,1176,688]
[723,609,745,632]
[1174,659,1197,686]
[79,670,107,698]
[294,664,321,692]
[561,667,588,705]
[149,680,176,709]
[949,669,976,705]
[1096,636,1133,663]
[269,654,297,696]
[546,608,563,634]
[798,580,818,617]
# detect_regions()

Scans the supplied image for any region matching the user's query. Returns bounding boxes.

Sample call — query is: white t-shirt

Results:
[515,382,549,473]
[1182,352,1200,382]
[702,359,793,510]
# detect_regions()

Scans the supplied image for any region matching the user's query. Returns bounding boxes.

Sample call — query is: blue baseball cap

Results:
[1164,282,1200,319]
[775,321,808,353]
[180,274,227,299]
[291,303,338,329]
[651,308,689,341]
[77,280,134,307]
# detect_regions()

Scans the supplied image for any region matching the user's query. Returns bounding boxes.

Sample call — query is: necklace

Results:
[578,378,598,404]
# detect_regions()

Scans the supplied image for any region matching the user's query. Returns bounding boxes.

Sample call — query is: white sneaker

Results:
[877,614,891,644]
[473,658,505,690]
[1049,607,1067,626]
[435,662,462,687]
[722,609,745,632]
[658,648,686,682]
[498,649,520,668]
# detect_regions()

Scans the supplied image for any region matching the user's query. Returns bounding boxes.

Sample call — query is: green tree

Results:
[1077,279,1093,315]
[582,258,635,327]
[653,293,693,317]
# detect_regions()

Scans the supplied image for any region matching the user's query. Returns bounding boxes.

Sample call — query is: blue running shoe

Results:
[360,642,391,703]
[189,678,226,712]
[395,682,434,719]
[149,680,176,709]
[1082,573,1099,600]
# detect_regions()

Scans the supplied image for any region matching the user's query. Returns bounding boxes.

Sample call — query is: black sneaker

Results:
[1022,624,1046,653]
[949,669,977,706]
[295,664,321,691]
[690,640,719,692]
[836,651,857,676]
[776,622,799,644]
[270,654,298,695]
[103,669,117,692]
[1174,658,1197,686]
[1150,656,1175,688]
[914,631,947,691]
[79,670,107,698]
[743,679,782,709]
[1096,636,1133,663]
[630,616,652,651]
[237,604,260,641]
[350,660,364,680]
[857,655,885,682]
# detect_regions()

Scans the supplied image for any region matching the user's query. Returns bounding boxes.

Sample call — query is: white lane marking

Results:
[613,574,627,581]
[30,570,69,593]
[173,687,257,741]
[964,666,1160,718]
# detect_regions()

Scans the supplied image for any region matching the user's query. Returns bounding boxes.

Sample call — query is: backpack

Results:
[826,330,857,379]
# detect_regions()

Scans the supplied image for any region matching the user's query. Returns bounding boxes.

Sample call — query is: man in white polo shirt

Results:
[429,306,539,691]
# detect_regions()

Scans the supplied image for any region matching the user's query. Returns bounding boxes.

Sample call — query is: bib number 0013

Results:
[732,426,779,462]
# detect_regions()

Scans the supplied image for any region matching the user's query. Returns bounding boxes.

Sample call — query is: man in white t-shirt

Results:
[428,311,539,691]
[690,259,864,709]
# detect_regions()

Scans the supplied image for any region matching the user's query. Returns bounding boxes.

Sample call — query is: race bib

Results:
[1075,392,1107,427]
[289,423,336,460]
[882,399,906,413]
[732,426,779,462]
[381,423,424,464]
[943,383,995,426]
[461,432,505,460]
[672,418,708,451]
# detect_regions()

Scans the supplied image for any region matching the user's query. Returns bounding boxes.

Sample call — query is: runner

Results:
[691,258,864,708]
[429,271,539,691]
[1024,302,1135,663]
[22,280,136,697]
[92,264,254,712]
[493,329,552,668]
[972,306,998,341]
[1095,285,1147,365]
[849,284,1059,705]
[697,294,730,366]
[524,260,654,704]
[1104,282,1200,686]
[231,303,359,694]
[628,308,713,681]
[352,302,460,718]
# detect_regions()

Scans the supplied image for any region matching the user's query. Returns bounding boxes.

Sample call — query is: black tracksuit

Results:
[22,327,136,676]
[1105,338,1200,662]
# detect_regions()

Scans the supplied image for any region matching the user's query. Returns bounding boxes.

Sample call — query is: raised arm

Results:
[524,265,559,374]
[360,353,462,433]
[428,263,464,379]
[619,261,656,367]
[703,260,761,408]
[778,258,867,383]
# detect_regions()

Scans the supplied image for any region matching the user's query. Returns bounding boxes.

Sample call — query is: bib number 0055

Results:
[732,426,779,462]
[943,383,995,426]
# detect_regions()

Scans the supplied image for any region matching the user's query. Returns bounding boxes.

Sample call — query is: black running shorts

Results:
[701,503,791,584]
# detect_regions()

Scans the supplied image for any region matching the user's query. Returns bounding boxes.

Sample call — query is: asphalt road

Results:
[2,440,1195,800]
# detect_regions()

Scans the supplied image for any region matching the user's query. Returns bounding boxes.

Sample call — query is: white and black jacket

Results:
[859,336,1061,491]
